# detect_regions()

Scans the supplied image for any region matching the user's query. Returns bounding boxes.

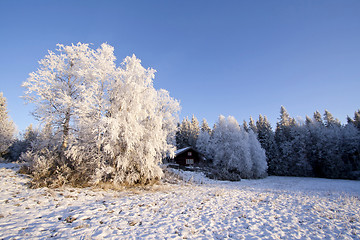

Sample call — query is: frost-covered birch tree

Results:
[87,55,180,185]
[22,43,180,187]
[22,43,105,165]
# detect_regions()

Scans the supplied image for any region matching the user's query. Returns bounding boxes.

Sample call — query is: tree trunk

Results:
[60,109,71,166]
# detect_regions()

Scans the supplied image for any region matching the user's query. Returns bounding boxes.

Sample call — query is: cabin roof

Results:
[174,147,194,156]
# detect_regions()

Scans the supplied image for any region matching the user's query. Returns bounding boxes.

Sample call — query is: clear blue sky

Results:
[1,0,359,132]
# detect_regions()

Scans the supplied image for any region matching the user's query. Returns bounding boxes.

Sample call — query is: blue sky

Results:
[1,0,359,132]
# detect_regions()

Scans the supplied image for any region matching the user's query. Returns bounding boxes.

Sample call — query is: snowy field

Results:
[1,163,359,240]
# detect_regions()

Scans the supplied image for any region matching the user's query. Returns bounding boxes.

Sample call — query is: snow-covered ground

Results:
[1,163,359,239]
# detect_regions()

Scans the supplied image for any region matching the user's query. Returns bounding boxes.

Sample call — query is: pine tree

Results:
[176,115,200,149]
[313,111,323,125]
[287,123,312,176]
[256,115,278,175]
[0,92,15,158]
[318,122,344,178]
[243,120,249,132]
[324,110,341,127]
[342,123,360,176]
[305,115,312,126]
[347,110,360,130]
[249,116,257,133]
[200,118,211,134]
[189,115,200,148]
[274,106,294,175]
[176,117,191,149]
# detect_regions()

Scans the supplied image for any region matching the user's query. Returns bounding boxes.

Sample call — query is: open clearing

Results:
[0,163,359,239]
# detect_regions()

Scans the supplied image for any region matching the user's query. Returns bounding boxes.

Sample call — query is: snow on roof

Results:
[174,147,192,156]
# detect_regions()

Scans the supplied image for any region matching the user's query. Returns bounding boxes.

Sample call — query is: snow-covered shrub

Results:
[22,43,180,187]
[206,167,242,181]
[8,125,39,162]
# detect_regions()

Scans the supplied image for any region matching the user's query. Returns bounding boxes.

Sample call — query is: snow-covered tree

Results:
[196,118,212,160]
[324,110,341,128]
[248,129,268,178]
[210,115,251,179]
[274,106,295,175]
[313,111,323,125]
[208,115,267,179]
[22,43,112,164]
[22,43,180,187]
[256,115,278,175]
[200,118,211,134]
[176,117,191,149]
[0,92,15,157]
[242,120,249,132]
[287,123,312,177]
[196,129,211,159]
[84,55,180,185]
[176,115,200,149]
[249,116,257,133]
[318,122,345,178]
[341,123,360,175]
[347,110,360,131]
[189,115,200,148]
[305,115,312,125]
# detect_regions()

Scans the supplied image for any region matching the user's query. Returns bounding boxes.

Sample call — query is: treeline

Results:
[176,106,360,180]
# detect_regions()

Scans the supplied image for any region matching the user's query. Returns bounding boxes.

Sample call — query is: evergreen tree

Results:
[176,117,191,149]
[243,120,249,132]
[305,114,321,176]
[249,116,257,133]
[274,106,294,175]
[313,111,323,125]
[176,115,200,149]
[324,110,341,127]
[341,123,360,177]
[318,122,345,178]
[189,115,200,148]
[200,118,211,134]
[256,115,278,175]
[347,110,360,130]
[287,123,312,176]
[305,115,312,126]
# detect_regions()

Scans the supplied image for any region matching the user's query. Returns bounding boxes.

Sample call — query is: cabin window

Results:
[186,159,194,165]
[188,152,192,156]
